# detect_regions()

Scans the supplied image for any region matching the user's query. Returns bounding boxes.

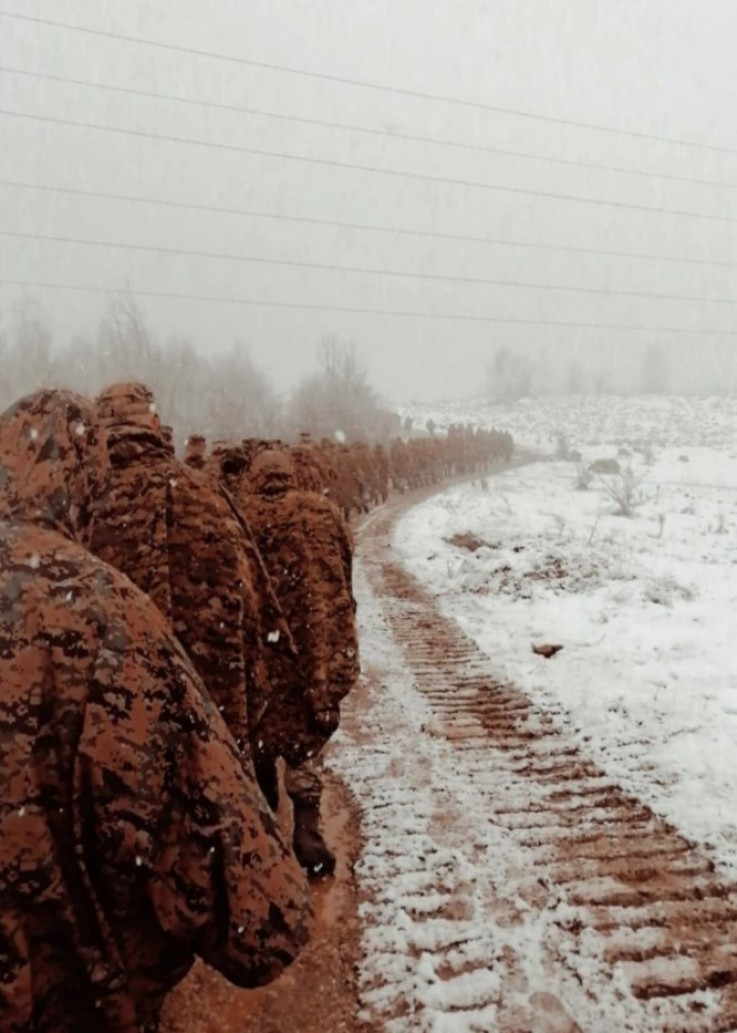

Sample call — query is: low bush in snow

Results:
[598,465,646,517]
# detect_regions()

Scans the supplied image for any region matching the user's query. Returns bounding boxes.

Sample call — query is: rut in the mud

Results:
[352,492,737,1033]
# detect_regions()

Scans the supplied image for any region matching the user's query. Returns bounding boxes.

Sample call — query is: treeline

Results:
[485,341,737,401]
[0,295,399,447]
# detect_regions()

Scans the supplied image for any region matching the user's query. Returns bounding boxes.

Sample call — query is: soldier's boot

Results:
[292,800,336,878]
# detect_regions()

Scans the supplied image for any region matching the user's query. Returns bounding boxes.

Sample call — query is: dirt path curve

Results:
[165,464,737,1032]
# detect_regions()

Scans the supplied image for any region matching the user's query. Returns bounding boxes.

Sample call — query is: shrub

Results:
[598,464,646,516]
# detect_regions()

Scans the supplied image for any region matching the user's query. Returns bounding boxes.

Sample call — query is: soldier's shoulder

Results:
[2,524,170,638]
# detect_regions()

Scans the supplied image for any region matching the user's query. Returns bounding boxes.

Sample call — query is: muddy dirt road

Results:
[165,472,737,1032]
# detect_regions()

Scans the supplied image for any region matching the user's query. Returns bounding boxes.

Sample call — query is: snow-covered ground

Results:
[395,396,737,878]
[330,560,666,1032]
[400,394,737,456]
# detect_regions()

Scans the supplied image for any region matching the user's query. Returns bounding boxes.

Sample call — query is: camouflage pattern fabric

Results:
[90,384,307,766]
[160,426,175,455]
[239,450,360,757]
[182,434,206,470]
[284,758,323,808]
[0,390,310,1033]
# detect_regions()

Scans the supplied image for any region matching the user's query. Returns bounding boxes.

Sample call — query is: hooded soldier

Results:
[183,434,206,470]
[90,383,307,772]
[160,425,175,456]
[0,389,310,1033]
[239,449,360,875]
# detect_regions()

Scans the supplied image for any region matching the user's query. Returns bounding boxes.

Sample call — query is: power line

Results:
[2,65,734,192]
[2,178,734,270]
[4,229,736,307]
[1,7,735,157]
[1,108,735,224]
[0,278,734,335]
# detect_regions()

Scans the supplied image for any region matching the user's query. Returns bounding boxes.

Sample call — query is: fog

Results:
[1,0,736,403]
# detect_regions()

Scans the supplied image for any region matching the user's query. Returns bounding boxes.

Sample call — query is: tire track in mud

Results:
[341,488,737,1033]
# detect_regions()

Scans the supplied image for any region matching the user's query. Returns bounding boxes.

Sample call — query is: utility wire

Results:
[1,109,735,223]
[2,178,734,269]
[4,229,736,306]
[0,278,734,334]
[1,66,733,191]
[1,7,736,156]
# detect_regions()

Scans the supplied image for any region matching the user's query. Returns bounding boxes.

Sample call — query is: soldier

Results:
[291,433,327,495]
[0,389,310,1032]
[160,424,175,455]
[90,383,307,776]
[206,440,248,492]
[240,449,360,876]
[389,436,410,493]
[183,433,206,470]
[372,442,390,503]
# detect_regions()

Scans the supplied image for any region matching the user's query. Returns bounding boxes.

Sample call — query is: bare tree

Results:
[487,345,532,402]
[0,295,56,407]
[290,336,383,441]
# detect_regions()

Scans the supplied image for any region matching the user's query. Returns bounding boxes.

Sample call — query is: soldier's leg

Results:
[285,757,336,878]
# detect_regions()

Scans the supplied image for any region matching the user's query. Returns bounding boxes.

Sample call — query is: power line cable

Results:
[4,228,736,306]
[1,108,735,223]
[2,65,733,191]
[2,178,734,269]
[0,277,734,334]
[1,7,736,156]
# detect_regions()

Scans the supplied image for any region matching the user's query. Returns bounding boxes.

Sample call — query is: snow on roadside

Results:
[394,447,737,878]
[327,560,659,1032]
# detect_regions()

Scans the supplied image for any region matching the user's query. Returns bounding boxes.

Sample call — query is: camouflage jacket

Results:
[0,391,309,1033]
[240,455,360,752]
[89,425,304,763]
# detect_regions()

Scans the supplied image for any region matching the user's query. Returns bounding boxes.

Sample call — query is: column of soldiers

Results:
[0,384,512,1032]
[195,423,514,522]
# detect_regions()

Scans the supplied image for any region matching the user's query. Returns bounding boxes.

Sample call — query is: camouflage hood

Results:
[184,433,207,469]
[97,380,165,460]
[210,442,249,482]
[249,449,297,496]
[0,388,108,545]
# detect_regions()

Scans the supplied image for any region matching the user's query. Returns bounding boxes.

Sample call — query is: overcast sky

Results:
[1,0,736,401]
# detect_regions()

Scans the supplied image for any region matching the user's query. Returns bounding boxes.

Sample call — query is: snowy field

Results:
[400,394,737,456]
[395,396,737,878]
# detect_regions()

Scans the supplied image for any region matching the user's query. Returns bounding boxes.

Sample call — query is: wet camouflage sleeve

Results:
[0,528,310,1033]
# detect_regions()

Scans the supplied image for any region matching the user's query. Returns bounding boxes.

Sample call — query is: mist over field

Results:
[1,0,736,409]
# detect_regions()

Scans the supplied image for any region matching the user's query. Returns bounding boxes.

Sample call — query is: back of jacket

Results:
[0,521,309,1033]
[90,429,296,758]
[241,485,360,727]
